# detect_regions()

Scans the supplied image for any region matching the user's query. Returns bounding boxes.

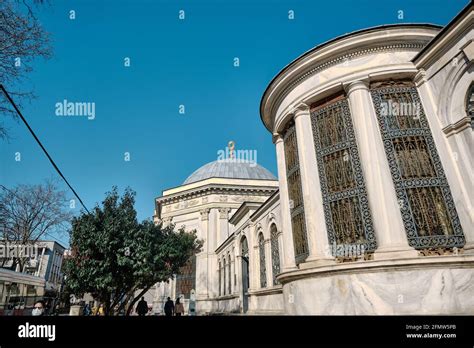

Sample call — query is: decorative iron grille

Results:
[223,258,227,295]
[258,233,267,288]
[218,261,221,296]
[270,224,281,285]
[175,255,196,299]
[283,123,309,264]
[370,83,465,249]
[311,98,376,254]
[227,254,232,294]
[241,237,249,292]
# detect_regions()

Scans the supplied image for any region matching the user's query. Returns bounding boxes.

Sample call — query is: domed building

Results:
[152,3,473,315]
[152,158,283,314]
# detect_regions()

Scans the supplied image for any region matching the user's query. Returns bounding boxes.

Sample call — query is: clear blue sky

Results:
[0,0,468,246]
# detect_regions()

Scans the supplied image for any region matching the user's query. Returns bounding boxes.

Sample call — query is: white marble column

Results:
[231,247,235,294]
[196,209,210,300]
[218,208,230,245]
[273,134,298,271]
[247,224,258,292]
[292,103,334,265]
[345,80,418,260]
[264,238,273,287]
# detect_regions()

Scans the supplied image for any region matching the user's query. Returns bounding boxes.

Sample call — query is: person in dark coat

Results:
[136,297,148,316]
[164,297,174,317]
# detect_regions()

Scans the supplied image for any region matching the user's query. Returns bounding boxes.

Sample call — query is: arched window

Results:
[371,82,464,249]
[258,233,267,288]
[467,83,474,129]
[270,224,281,285]
[223,257,227,295]
[218,260,221,296]
[227,254,232,294]
[241,237,249,292]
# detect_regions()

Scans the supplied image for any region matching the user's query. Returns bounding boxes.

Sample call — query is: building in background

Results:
[0,240,66,314]
[154,3,473,315]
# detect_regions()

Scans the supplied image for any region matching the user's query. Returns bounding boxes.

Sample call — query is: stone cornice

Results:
[248,285,283,297]
[156,184,278,205]
[263,41,428,132]
[277,254,474,284]
[442,116,472,137]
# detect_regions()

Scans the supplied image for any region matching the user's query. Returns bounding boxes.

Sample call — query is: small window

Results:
[467,84,474,129]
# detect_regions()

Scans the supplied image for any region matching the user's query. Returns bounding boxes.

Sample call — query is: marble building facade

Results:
[152,3,474,315]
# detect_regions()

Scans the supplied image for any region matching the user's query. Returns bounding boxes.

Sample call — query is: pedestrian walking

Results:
[175,298,184,316]
[164,297,174,317]
[136,297,148,316]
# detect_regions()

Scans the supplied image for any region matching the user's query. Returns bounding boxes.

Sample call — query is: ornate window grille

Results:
[467,83,474,129]
[227,254,232,294]
[283,122,309,264]
[270,224,281,285]
[311,97,376,254]
[258,233,267,288]
[223,258,227,295]
[241,237,249,291]
[175,255,196,299]
[370,82,465,249]
[218,261,221,296]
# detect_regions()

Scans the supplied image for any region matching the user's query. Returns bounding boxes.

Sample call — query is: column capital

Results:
[218,207,231,219]
[272,132,283,144]
[291,102,310,119]
[344,79,370,94]
[200,208,210,221]
[414,69,427,87]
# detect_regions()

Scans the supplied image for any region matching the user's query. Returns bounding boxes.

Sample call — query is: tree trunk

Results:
[126,286,152,316]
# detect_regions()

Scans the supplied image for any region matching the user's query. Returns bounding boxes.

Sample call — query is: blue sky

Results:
[0,0,468,246]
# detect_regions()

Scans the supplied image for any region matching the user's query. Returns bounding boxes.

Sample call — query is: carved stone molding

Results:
[270,43,426,118]
[200,208,210,221]
[219,195,228,202]
[219,207,231,219]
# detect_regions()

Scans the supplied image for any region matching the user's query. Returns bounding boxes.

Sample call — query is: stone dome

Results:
[183,160,277,185]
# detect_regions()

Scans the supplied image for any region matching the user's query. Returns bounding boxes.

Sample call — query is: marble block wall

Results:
[283,266,474,315]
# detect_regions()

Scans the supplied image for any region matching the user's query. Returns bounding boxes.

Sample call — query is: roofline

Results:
[156,182,278,204]
[159,176,278,197]
[180,175,277,189]
[37,240,67,250]
[412,2,473,62]
[229,201,263,225]
[259,23,443,132]
[249,189,280,220]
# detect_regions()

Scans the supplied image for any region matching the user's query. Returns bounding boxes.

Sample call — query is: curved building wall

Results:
[261,19,474,314]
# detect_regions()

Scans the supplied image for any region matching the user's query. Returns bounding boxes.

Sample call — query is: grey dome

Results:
[183,160,277,184]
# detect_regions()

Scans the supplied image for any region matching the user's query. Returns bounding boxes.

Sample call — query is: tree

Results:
[0,0,51,139]
[63,187,202,315]
[0,180,72,270]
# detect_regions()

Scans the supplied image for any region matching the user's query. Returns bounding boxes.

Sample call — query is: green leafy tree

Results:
[63,187,202,315]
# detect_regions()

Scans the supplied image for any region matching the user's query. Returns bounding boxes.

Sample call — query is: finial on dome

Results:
[228,141,235,159]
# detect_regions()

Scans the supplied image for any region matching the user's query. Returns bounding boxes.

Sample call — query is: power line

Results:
[0,84,90,214]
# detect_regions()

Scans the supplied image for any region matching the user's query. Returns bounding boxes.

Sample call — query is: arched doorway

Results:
[240,236,249,313]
